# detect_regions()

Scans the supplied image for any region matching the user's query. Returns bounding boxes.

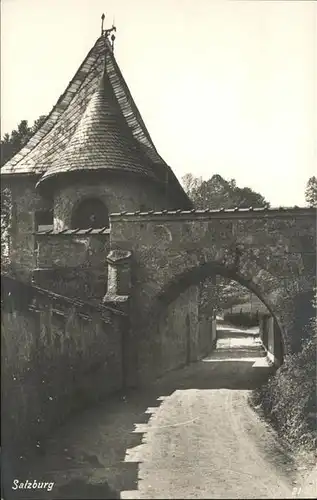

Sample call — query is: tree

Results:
[181,173,269,210]
[181,173,203,198]
[200,276,251,316]
[182,173,270,314]
[305,176,317,208]
[1,115,47,167]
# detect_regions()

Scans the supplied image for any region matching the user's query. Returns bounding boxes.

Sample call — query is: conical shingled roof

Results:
[1,36,107,176]
[1,34,191,207]
[37,64,159,185]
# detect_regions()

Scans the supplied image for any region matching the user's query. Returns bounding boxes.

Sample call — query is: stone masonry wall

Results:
[137,285,215,383]
[1,277,125,463]
[109,208,316,382]
[3,171,185,287]
[198,314,217,359]
[158,285,199,375]
[53,175,180,231]
[34,232,110,299]
[3,178,52,282]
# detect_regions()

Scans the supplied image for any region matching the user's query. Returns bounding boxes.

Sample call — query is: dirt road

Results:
[5,333,313,499]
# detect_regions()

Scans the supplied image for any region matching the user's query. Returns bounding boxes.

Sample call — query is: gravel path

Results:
[4,334,310,499]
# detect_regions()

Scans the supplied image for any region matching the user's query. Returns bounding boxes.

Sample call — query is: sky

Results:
[1,0,316,206]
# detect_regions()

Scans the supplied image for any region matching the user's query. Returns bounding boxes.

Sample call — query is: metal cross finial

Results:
[110,18,116,53]
[101,12,116,44]
[101,13,105,35]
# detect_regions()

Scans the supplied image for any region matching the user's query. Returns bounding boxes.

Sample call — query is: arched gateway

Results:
[105,206,316,386]
[1,26,315,391]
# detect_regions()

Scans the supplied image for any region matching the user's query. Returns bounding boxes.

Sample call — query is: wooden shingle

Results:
[1,34,191,207]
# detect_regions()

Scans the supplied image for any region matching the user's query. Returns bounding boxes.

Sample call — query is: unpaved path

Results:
[4,334,310,499]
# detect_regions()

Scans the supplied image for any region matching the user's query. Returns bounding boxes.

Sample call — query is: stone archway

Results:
[136,261,284,379]
[134,259,282,332]
[106,208,315,386]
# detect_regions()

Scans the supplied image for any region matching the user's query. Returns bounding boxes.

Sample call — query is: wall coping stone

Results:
[1,274,126,317]
[109,206,315,222]
[103,295,130,315]
[107,250,132,264]
[35,227,110,236]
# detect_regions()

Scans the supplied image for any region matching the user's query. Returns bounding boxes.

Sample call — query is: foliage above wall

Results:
[305,176,317,208]
[181,173,270,210]
[182,173,271,313]
[0,116,47,167]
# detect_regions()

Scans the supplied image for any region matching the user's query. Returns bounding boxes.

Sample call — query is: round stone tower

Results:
[1,28,192,284]
[34,34,192,231]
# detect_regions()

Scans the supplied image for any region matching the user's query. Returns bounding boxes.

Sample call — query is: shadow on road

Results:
[2,338,288,500]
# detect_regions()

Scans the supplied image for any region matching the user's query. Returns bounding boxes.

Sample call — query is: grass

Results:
[250,317,317,454]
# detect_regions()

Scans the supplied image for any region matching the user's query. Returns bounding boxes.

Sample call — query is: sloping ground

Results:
[250,328,317,500]
[296,465,317,498]
[3,334,314,499]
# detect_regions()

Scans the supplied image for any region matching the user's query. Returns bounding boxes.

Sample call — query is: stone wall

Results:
[109,208,316,372]
[53,174,183,231]
[1,276,126,462]
[158,286,199,375]
[2,178,52,282]
[135,285,215,383]
[198,314,217,358]
[34,232,110,299]
[259,314,284,366]
[2,170,189,286]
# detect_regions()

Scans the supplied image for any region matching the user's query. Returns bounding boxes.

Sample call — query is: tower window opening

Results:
[71,198,109,229]
[35,210,53,231]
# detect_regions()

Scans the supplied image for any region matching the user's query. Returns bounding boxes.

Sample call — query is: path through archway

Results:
[136,262,284,383]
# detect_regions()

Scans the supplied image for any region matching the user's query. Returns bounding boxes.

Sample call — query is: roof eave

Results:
[1,171,41,181]
[1,35,107,175]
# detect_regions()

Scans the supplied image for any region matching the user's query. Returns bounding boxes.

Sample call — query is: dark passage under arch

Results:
[151,261,285,362]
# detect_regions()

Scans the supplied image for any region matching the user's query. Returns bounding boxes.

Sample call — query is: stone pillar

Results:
[267,316,275,363]
[260,314,282,366]
[266,316,284,367]
[211,317,217,348]
[273,318,283,367]
[103,250,136,388]
[259,316,264,341]
[261,315,269,349]
[104,250,132,301]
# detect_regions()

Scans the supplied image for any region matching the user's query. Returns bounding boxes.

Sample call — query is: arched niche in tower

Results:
[71,198,109,229]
